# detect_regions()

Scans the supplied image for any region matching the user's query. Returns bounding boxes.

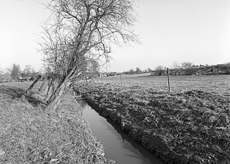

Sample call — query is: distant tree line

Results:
[118,61,230,76]
[0,64,40,82]
[155,61,194,71]
[153,61,230,76]
[123,67,153,75]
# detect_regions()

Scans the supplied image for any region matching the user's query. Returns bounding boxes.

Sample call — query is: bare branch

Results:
[38,0,139,111]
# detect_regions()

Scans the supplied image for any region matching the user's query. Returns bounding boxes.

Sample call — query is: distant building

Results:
[99,72,107,77]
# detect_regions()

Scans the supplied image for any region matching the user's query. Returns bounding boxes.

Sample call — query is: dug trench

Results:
[76,98,174,164]
[74,85,180,163]
[80,99,164,164]
[74,82,230,164]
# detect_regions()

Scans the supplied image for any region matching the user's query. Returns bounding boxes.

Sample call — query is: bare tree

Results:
[155,65,165,71]
[9,64,21,81]
[135,67,142,74]
[23,65,32,77]
[155,65,165,75]
[39,0,138,111]
[2,70,11,82]
[128,69,135,74]
[147,68,153,72]
[84,58,100,79]
[181,62,193,69]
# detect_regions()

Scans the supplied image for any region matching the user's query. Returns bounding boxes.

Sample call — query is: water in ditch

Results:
[81,101,164,164]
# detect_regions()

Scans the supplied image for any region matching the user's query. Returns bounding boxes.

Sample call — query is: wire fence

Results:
[94,72,230,96]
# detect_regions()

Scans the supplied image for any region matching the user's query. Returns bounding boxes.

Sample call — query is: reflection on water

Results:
[80,100,164,164]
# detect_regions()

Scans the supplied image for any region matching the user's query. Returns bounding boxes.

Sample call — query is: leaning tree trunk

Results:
[26,75,41,95]
[38,79,47,92]
[46,78,71,112]
[44,78,52,93]
[44,79,55,101]
[46,67,81,112]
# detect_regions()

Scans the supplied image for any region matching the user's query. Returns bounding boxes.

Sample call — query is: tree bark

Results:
[44,79,55,101]
[46,78,71,112]
[38,80,46,92]
[45,67,81,112]
[44,79,52,93]
[26,75,41,95]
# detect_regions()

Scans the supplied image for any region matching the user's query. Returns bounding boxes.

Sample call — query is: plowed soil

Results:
[75,81,230,164]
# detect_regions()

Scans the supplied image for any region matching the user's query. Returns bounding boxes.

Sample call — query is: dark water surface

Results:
[81,101,164,164]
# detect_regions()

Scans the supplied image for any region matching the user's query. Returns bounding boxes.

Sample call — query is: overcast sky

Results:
[0,0,230,72]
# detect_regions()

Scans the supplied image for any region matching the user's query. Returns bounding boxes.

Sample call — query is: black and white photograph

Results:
[0,0,230,163]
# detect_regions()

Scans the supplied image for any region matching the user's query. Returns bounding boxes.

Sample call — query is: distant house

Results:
[18,77,27,82]
[18,76,34,82]
[79,72,100,80]
[150,70,167,76]
[99,72,107,77]
[107,72,116,76]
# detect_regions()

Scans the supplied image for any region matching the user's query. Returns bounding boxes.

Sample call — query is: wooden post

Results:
[120,74,122,86]
[167,68,171,92]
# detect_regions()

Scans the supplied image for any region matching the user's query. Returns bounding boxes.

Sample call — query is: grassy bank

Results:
[75,82,230,164]
[0,82,114,164]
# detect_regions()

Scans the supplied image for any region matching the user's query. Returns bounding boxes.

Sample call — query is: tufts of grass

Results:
[0,85,114,164]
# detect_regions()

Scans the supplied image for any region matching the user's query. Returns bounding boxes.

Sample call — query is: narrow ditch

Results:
[80,100,164,164]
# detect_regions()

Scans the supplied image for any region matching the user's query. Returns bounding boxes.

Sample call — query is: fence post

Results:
[167,68,171,92]
[120,74,122,86]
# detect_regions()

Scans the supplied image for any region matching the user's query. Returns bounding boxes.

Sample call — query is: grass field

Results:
[0,81,34,90]
[95,74,230,96]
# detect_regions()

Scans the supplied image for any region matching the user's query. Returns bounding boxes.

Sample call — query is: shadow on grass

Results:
[0,85,46,107]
